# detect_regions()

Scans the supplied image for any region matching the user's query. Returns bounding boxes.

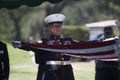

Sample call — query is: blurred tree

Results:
[0,1,82,40]
[0,0,120,41]
[8,7,37,40]
[62,26,89,41]
[45,0,69,16]
[0,0,79,41]
[0,10,14,41]
[0,0,63,9]
[112,0,120,6]
[63,0,120,25]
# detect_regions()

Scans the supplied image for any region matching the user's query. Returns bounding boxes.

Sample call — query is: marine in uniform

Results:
[0,41,10,80]
[34,13,75,80]
[95,26,120,80]
[13,14,75,80]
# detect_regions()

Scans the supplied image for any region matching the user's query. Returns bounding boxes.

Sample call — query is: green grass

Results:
[7,44,37,80]
[8,44,33,65]
[7,43,95,80]
[72,62,95,80]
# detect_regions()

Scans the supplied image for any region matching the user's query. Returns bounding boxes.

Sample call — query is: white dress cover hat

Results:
[44,14,65,24]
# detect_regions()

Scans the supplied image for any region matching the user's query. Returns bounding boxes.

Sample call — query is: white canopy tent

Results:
[85,20,118,40]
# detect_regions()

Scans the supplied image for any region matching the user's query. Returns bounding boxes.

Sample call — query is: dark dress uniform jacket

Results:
[20,35,75,80]
[35,36,75,80]
[0,41,10,80]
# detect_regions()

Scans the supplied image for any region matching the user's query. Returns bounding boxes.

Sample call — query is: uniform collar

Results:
[49,35,61,39]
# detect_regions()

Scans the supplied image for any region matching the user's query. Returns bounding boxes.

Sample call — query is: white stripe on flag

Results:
[82,54,117,59]
[39,44,114,54]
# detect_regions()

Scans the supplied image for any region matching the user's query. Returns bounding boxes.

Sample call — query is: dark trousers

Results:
[95,61,120,80]
[37,65,75,80]
[44,67,75,80]
[95,68,119,80]
[36,65,45,80]
[0,72,4,80]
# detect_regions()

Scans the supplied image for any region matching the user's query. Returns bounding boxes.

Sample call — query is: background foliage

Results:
[0,0,120,42]
[62,25,89,40]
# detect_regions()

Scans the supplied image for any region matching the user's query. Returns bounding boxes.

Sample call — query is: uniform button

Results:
[61,58,64,60]
[61,53,64,55]
[59,42,62,45]
[49,69,52,71]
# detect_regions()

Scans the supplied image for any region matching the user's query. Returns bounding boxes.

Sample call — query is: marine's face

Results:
[50,24,62,36]
[104,29,113,38]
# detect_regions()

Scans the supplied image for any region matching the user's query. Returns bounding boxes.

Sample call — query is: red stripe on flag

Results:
[23,39,116,49]
[21,39,118,60]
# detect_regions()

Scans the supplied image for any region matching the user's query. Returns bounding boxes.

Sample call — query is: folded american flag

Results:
[16,39,118,59]
[16,38,119,60]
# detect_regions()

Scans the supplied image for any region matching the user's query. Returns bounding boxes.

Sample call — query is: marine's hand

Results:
[12,41,22,48]
[37,40,43,43]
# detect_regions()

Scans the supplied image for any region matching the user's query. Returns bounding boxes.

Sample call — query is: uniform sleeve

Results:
[3,43,10,79]
[19,42,39,52]
[12,41,39,52]
[20,44,36,51]
[34,50,46,64]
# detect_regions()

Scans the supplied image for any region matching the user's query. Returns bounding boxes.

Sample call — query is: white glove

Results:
[12,41,22,48]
